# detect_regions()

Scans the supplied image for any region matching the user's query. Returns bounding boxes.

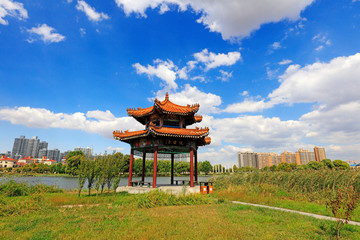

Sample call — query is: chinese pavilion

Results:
[113,93,211,188]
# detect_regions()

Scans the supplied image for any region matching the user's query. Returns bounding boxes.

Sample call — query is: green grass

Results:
[213,184,360,223]
[0,191,359,239]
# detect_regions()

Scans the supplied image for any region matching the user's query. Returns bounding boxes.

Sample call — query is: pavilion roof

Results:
[127,93,200,117]
[113,126,210,141]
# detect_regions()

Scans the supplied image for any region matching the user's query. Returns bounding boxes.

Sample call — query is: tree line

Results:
[64,151,213,196]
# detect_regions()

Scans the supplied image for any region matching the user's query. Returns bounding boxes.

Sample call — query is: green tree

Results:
[78,158,86,196]
[66,151,85,175]
[200,160,212,174]
[321,159,335,169]
[84,159,97,196]
[270,165,277,171]
[233,165,239,172]
[276,162,292,172]
[307,161,323,170]
[333,160,350,170]
[175,161,190,174]
[289,163,298,170]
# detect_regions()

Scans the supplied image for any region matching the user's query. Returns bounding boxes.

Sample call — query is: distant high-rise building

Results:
[257,152,279,168]
[25,136,40,158]
[238,152,258,168]
[74,147,93,157]
[39,141,48,151]
[12,136,41,159]
[12,135,26,159]
[47,149,60,162]
[281,151,297,164]
[296,148,315,165]
[38,148,47,158]
[236,146,326,169]
[314,146,326,162]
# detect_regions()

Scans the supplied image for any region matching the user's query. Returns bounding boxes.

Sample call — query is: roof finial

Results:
[165,92,169,100]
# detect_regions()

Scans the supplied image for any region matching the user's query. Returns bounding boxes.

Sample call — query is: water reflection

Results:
[0,176,212,190]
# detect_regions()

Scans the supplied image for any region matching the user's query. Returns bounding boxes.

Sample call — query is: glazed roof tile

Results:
[127,93,199,117]
[194,115,202,122]
[113,129,148,139]
[113,126,209,140]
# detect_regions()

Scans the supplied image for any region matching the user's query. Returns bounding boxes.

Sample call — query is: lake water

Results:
[0,175,212,190]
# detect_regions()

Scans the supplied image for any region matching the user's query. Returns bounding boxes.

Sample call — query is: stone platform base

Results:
[116,185,200,195]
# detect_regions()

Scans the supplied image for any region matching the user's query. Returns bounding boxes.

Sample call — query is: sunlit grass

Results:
[1,191,360,239]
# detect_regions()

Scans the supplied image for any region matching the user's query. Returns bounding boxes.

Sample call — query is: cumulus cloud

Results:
[300,101,360,144]
[193,49,241,71]
[199,145,253,165]
[133,59,178,91]
[0,0,28,25]
[76,0,109,22]
[208,115,306,149]
[228,52,360,114]
[27,24,65,43]
[115,0,314,40]
[0,107,141,139]
[223,99,274,113]
[269,53,360,108]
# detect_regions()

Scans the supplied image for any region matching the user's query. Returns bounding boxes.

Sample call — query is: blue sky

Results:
[1,0,360,165]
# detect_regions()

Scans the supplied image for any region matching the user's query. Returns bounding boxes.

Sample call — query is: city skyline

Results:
[1,0,360,165]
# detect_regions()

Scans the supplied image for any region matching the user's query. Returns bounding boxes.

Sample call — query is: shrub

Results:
[0,181,62,197]
[0,180,29,197]
[136,191,214,208]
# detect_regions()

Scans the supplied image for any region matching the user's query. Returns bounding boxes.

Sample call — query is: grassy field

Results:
[1,191,360,239]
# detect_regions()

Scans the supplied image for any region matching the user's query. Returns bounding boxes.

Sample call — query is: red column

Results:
[190,148,194,187]
[194,149,198,183]
[128,149,134,186]
[171,153,174,185]
[153,147,158,188]
[142,152,146,182]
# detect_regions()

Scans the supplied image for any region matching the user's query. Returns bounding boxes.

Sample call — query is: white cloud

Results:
[199,145,253,165]
[315,45,324,52]
[217,70,233,82]
[0,107,141,139]
[271,42,281,50]
[27,24,65,43]
[269,53,360,108]
[223,99,274,113]
[133,59,178,91]
[79,27,86,36]
[227,52,360,114]
[313,33,331,52]
[115,0,314,40]
[266,66,279,79]
[76,1,109,22]
[241,91,249,97]
[207,115,306,149]
[193,49,241,71]
[0,0,28,25]
[300,101,360,144]
[106,146,125,153]
[278,59,292,65]
[326,144,360,161]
